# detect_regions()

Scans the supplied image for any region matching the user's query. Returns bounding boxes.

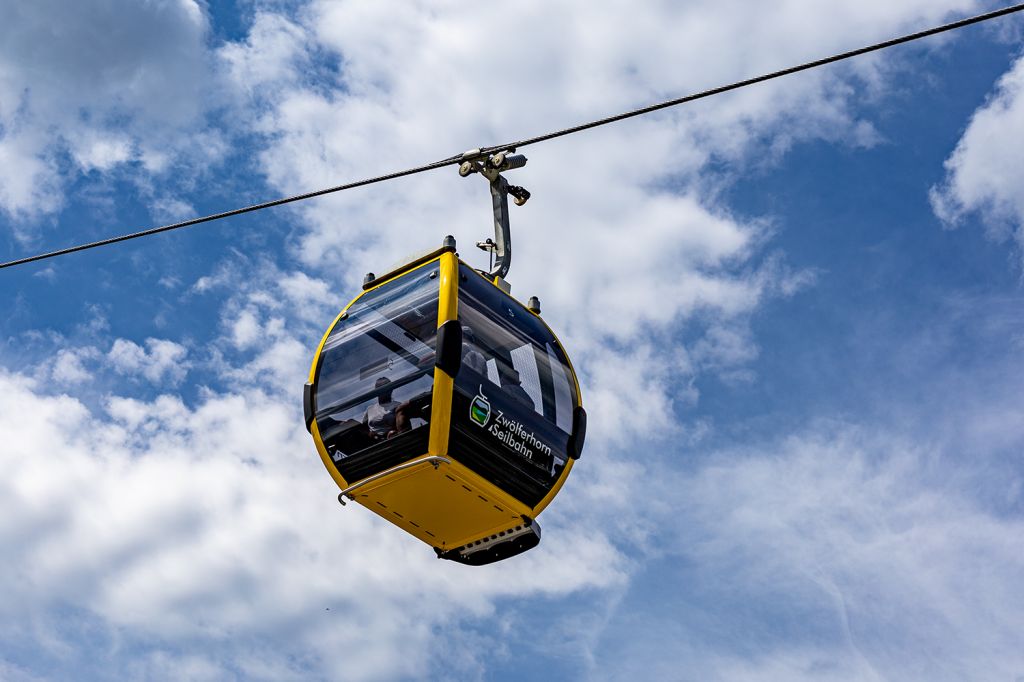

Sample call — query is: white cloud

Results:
[931,53,1024,263]
[0,368,625,679]
[229,308,263,350]
[218,11,310,99]
[149,196,196,224]
[0,133,63,221]
[51,347,99,385]
[0,0,217,227]
[278,271,335,319]
[188,256,340,395]
[107,338,190,385]
[67,130,134,173]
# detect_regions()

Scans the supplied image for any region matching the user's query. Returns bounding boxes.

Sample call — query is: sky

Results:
[1,1,1024,680]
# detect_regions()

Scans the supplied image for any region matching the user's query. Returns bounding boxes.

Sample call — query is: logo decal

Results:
[470,385,491,427]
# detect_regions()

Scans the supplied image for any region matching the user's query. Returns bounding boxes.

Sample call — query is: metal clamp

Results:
[337,455,451,506]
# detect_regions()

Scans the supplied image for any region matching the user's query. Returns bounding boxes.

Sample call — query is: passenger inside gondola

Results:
[500,366,536,410]
[461,324,487,375]
[363,376,401,439]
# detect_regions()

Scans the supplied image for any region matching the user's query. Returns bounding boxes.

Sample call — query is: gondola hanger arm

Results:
[458,149,530,281]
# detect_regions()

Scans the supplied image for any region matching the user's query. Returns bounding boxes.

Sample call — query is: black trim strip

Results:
[569,406,586,460]
[435,320,463,377]
[303,382,315,433]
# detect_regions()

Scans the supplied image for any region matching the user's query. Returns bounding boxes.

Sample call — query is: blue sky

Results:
[2,2,1024,680]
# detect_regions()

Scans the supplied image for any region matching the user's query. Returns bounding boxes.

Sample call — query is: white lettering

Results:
[485,410,552,461]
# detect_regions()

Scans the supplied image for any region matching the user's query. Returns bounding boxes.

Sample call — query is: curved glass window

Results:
[450,264,578,506]
[314,263,439,481]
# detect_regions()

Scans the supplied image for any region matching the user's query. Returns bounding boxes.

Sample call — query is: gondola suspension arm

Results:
[458,149,530,280]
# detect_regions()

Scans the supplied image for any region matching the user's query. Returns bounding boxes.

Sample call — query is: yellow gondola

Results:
[303,152,585,565]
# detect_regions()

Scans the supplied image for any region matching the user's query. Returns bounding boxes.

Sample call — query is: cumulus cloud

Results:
[51,347,99,385]
[108,338,190,385]
[931,53,1024,264]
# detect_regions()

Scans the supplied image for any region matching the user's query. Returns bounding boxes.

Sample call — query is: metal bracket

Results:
[337,455,451,506]
[458,149,530,280]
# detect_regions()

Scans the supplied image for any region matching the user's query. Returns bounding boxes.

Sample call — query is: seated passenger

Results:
[363,377,401,439]
[461,325,486,375]
[500,366,536,410]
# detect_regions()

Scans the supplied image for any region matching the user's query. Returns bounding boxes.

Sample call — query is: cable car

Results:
[303,151,586,565]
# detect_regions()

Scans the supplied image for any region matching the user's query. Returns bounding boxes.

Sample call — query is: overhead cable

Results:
[2,2,1023,271]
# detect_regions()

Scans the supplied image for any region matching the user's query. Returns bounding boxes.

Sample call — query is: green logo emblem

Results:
[470,385,491,427]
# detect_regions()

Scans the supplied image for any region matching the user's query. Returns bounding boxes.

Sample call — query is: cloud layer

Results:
[0,368,625,680]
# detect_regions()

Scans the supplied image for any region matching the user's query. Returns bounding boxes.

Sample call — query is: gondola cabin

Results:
[304,238,585,565]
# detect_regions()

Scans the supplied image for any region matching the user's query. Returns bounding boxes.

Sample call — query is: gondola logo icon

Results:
[470,385,491,427]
